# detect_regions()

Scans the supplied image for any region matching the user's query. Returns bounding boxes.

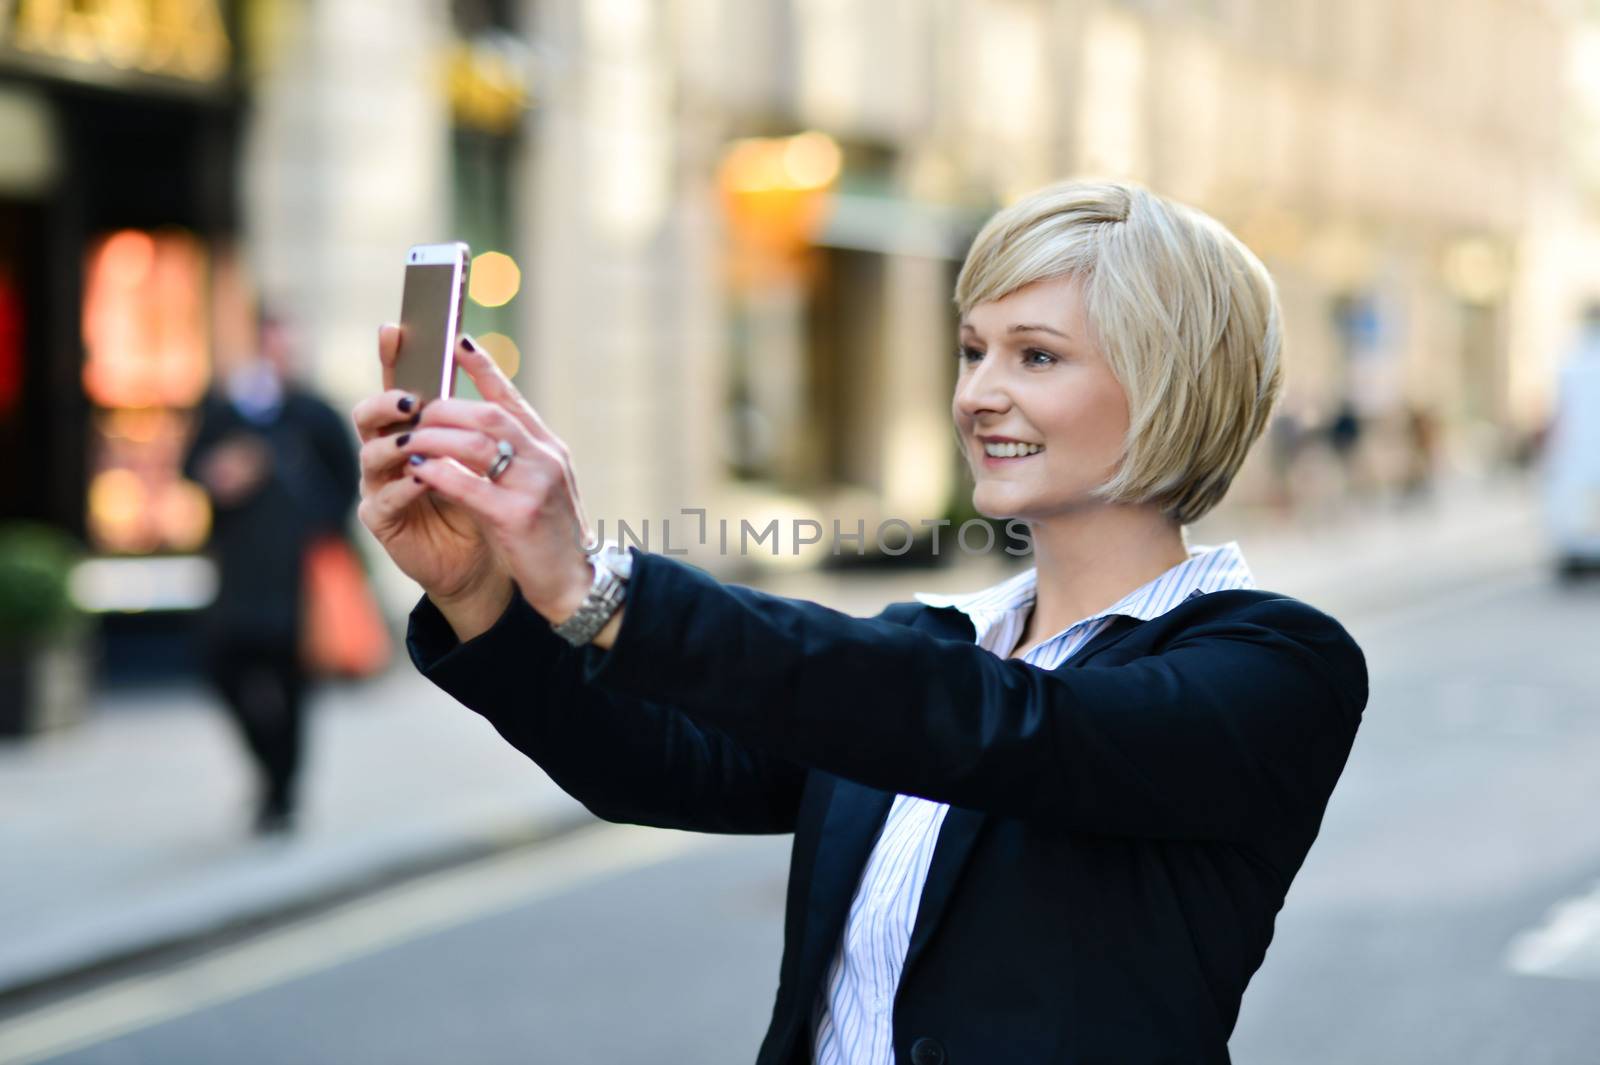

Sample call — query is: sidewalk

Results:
[0,668,593,999]
[0,472,1551,1000]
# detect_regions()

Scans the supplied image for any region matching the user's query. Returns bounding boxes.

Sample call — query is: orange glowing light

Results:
[160,481,212,551]
[782,131,843,189]
[722,139,790,194]
[88,468,149,552]
[100,230,155,288]
[469,252,522,308]
[81,228,210,409]
[717,131,841,263]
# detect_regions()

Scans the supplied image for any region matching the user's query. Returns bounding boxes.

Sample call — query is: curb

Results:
[0,808,598,1011]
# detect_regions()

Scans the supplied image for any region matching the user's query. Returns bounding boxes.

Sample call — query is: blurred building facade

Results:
[8,0,1600,635]
[250,0,1600,582]
[0,0,243,662]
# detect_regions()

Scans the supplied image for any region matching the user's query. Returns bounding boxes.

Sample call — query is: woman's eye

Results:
[957,346,983,363]
[1024,349,1058,366]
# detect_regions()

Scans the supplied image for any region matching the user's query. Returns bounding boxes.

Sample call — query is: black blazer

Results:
[182,386,358,646]
[408,547,1368,1065]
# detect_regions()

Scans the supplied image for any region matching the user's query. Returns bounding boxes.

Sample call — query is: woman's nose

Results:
[954,357,1011,421]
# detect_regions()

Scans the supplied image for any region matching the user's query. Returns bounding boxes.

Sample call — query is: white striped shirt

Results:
[810,540,1257,1065]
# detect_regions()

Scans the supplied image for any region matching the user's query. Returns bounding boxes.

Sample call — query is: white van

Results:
[1544,315,1600,577]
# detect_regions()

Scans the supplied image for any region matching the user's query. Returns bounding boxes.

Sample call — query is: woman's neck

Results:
[1018,504,1189,650]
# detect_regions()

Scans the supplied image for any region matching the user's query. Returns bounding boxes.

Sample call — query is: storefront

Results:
[0,1,242,675]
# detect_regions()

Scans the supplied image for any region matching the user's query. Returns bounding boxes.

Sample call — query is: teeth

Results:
[983,441,1043,458]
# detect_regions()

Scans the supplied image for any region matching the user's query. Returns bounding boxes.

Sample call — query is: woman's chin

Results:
[969,487,1029,522]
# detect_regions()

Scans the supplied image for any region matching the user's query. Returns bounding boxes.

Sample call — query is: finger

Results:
[453,335,521,411]
[379,323,401,392]
[356,468,430,537]
[353,389,423,443]
[451,339,585,540]
[358,425,425,493]
[415,396,533,449]
[398,426,509,479]
[406,454,516,530]
[404,428,565,500]
[454,336,564,450]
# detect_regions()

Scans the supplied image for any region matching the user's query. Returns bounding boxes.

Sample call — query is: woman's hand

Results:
[395,335,602,631]
[354,326,510,639]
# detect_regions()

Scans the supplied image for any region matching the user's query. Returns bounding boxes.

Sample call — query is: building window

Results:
[81,228,213,555]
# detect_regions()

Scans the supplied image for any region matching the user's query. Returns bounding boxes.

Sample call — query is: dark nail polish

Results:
[396,433,411,447]
[398,396,415,413]
[408,454,426,466]
[460,335,478,353]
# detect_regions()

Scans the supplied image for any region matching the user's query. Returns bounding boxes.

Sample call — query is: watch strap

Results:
[550,546,629,646]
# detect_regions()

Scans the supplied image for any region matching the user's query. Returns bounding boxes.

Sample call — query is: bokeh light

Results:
[99,230,154,289]
[81,228,209,409]
[782,131,842,189]
[87,468,147,552]
[1441,238,1510,304]
[469,250,522,308]
[722,138,787,194]
[158,480,212,551]
[717,131,842,263]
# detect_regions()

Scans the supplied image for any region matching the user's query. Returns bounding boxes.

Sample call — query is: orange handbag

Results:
[300,534,393,679]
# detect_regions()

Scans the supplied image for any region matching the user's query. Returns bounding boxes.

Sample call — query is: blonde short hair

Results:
[955,180,1283,527]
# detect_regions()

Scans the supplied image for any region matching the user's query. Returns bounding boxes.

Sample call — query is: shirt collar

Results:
[911,540,1256,630]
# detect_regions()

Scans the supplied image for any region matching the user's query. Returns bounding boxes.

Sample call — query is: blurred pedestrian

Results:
[1327,395,1364,493]
[1266,408,1306,517]
[355,181,1367,1061]
[1398,403,1440,505]
[1544,301,1600,578]
[183,309,358,835]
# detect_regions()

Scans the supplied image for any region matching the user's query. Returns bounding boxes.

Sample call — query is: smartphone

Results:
[394,242,471,402]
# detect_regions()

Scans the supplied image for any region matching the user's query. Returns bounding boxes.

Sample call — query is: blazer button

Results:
[910,1037,946,1065]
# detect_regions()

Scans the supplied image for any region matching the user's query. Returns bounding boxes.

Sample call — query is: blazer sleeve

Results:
[575,549,1370,842]
[408,585,819,835]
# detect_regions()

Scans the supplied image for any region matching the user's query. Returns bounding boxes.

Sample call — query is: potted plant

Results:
[0,522,92,738]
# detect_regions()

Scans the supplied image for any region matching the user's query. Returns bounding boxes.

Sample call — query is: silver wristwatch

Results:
[550,544,633,647]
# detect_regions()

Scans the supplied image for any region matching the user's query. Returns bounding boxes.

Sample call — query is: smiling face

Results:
[954,274,1131,522]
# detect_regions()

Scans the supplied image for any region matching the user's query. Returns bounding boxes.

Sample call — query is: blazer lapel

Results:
[899,804,985,984]
[897,607,1147,985]
[799,605,1148,1002]
[797,777,895,993]
[1068,612,1144,664]
[794,606,973,995]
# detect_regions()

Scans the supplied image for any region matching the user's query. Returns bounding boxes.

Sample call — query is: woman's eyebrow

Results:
[958,322,1072,341]
[1007,322,1070,339]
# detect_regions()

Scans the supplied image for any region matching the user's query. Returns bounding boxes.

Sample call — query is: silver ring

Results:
[486,438,515,482]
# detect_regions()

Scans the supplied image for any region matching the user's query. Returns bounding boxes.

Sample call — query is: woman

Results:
[354,180,1367,1064]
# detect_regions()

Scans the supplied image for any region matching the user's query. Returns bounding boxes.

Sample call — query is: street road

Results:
[4,566,1599,1065]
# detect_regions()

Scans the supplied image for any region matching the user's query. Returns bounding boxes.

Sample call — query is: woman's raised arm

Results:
[361,327,813,833]
[408,581,818,835]
[573,549,1369,843]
